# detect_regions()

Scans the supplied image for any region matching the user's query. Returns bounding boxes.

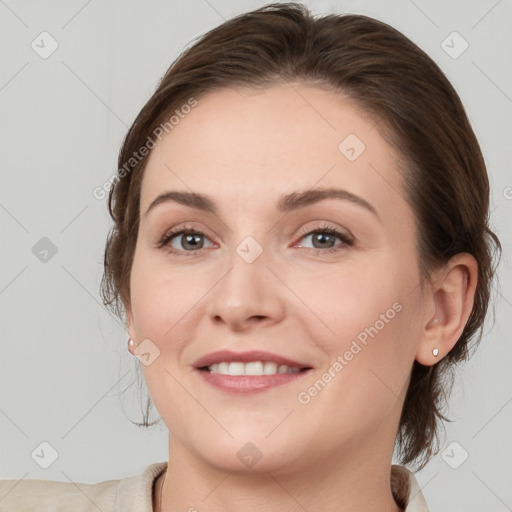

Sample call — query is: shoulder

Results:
[0,462,167,512]
[391,464,430,512]
[0,477,117,512]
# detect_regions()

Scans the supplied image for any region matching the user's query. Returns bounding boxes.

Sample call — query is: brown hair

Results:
[101,2,501,471]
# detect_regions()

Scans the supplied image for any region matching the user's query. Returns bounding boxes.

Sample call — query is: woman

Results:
[0,2,501,511]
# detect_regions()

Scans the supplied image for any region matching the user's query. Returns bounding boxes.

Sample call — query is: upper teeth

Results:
[207,361,301,375]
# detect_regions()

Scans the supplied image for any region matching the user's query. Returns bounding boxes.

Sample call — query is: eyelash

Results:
[155,223,354,257]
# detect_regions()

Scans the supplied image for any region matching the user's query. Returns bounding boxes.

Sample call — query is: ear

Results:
[416,253,478,366]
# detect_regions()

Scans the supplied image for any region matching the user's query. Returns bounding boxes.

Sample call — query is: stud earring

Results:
[128,338,135,351]
[432,348,439,357]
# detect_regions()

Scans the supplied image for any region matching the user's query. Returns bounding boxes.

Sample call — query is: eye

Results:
[294,223,353,254]
[156,225,214,256]
[155,222,353,257]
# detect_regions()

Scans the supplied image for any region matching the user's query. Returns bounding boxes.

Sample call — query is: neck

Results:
[157,437,403,512]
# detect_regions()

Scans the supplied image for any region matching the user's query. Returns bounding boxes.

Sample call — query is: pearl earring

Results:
[128,338,135,351]
[432,348,439,357]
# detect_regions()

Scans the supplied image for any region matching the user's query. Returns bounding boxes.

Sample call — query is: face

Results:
[126,83,426,474]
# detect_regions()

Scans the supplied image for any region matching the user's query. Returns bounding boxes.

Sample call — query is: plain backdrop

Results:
[1,1,511,511]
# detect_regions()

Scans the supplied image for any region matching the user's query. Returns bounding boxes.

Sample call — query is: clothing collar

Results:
[115,461,429,512]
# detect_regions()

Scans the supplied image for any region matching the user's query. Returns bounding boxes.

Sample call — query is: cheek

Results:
[293,263,402,343]
[297,295,414,438]
[292,260,416,393]
[129,252,205,426]
[129,249,209,341]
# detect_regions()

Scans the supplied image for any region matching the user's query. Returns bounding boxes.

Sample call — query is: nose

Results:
[206,246,286,332]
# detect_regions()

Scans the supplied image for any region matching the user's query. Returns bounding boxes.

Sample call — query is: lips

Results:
[192,349,312,370]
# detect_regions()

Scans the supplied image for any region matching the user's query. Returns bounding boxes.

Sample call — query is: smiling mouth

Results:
[196,361,313,394]
[199,361,312,376]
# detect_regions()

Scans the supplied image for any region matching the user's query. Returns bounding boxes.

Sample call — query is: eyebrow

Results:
[144,187,380,220]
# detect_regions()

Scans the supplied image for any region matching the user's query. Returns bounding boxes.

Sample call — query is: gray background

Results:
[1,1,511,510]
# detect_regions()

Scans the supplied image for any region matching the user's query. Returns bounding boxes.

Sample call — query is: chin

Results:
[192,434,304,475]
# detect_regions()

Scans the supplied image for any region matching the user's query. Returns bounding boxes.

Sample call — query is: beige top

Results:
[0,462,429,511]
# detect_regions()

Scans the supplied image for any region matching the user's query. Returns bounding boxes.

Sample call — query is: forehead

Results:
[139,83,409,223]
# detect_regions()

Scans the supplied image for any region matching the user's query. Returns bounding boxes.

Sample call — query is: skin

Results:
[125,82,478,512]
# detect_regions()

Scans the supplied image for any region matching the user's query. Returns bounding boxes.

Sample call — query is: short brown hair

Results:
[101,2,502,470]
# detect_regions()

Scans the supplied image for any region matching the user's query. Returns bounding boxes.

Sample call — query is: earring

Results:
[432,348,439,357]
[128,338,135,352]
